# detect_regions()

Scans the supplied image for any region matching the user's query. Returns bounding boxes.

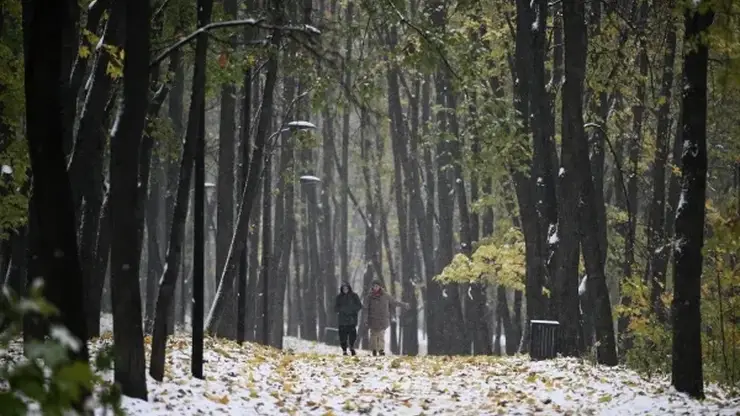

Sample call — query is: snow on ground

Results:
[108,334,738,415]
[3,315,738,415]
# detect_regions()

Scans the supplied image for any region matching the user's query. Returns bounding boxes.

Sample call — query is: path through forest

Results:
[99,330,738,415]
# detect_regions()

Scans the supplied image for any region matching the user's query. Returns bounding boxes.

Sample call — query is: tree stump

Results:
[529,320,559,360]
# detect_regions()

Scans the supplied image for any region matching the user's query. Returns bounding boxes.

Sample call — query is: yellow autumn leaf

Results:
[204,392,230,405]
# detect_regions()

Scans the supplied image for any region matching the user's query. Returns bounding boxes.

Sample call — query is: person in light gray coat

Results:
[364,280,408,356]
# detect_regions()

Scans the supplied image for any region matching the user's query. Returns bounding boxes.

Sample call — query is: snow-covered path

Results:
[110,334,739,416]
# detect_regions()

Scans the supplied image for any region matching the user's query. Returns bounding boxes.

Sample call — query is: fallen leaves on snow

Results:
[0,329,727,416]
[67,334,738,415]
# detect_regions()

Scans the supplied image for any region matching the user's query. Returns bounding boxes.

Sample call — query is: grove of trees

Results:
[1,0,738,407]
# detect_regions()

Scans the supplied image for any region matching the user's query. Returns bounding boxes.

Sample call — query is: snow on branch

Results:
[150,18,321,68]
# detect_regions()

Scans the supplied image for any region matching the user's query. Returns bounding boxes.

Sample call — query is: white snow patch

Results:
[49,325,82,353]
[1,164,12,175]
[530,319,559,325]
[299,175,321,183]
[578,274,588,296]
[52,316,740,414]
[31,277,44,291]
[284,120,317,131]
[303,25,322,35]
[2,314,732,415]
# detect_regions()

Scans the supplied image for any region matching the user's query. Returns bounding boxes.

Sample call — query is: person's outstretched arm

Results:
[387,293,409,309]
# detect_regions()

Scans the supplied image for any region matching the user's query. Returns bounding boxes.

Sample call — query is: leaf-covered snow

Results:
[110,336,740,415]
[4,327,738,415]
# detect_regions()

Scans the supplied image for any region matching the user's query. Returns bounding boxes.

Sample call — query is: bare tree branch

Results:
[150,18,320,68]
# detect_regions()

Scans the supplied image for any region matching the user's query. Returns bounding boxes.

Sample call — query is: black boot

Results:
[372,350,377,356]
[343,350,348,356]
[379,350,385,356]
[350,349,356,356]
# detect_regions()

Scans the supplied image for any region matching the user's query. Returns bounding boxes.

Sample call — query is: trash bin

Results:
[324,327,339,346]
[529,320,559,360]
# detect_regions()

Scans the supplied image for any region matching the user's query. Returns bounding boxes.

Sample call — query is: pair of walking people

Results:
[334,280,408,356]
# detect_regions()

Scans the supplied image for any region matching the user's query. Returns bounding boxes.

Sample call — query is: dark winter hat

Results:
[340,281,353,292]
[371,279,383,287]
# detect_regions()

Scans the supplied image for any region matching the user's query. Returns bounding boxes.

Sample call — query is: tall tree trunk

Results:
[320,108,335,330]
[268,46,298,348]
[214,0,238,340]
[465,90,489,355]
[554,0,582,357]
[562,0,617,366]
[529,0,559,317]
[432,71,466,355]
[647,11,677,322]
[626,0,649,287]
[445,77,474,355]
[140,70,169,336]
[308,170,325,341]
[385,28,411,356]
[513,0,548,344]
[22,0,89,408]
[204,23,283,334]
[300,192,316,340]
[150,0,213,382]
[108,0,151,398]
[192,91,207,379]
[582,0,608,352]
[338,3,351,291]
[145,155,165,335]
[403,74,421,356]
[258,130,273,346]
[671,4,713,400]
[420,74,435,345]
[69,1,124,339]
[246,186,262,341]
[237,15,255,343]
[292,219,302,338]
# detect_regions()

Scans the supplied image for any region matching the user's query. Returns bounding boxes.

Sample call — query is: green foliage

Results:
[149,116,180,163]
[616,273,672,377]
[0,284,123,415]
[0,0,29,239]
[618,200,740,390]
[701,201,740,388]
[0,138,29,238]
[434,226,525,291]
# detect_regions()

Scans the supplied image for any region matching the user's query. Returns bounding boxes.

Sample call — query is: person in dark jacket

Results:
[335,281,363,355]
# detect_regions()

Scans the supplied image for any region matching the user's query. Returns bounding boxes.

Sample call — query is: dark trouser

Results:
[338,325,357,350]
